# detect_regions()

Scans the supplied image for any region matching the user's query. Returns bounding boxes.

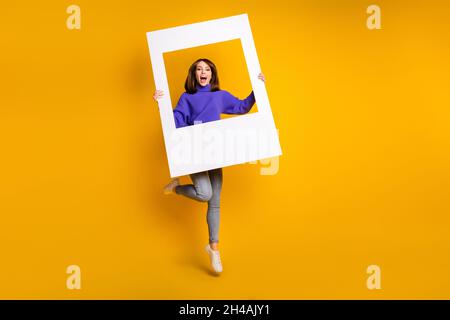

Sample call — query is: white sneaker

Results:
[205,244,223,273]
[163,178,180,195]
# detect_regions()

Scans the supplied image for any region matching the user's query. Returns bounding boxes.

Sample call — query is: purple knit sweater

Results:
[173,83,256,128]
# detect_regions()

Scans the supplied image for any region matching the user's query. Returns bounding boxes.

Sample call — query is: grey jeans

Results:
[174,168,223,243]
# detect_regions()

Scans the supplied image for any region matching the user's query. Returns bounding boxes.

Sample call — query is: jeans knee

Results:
[198,188,213,202]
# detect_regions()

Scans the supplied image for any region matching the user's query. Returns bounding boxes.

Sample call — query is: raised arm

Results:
[221,90,256,115]
[221,72,265,114]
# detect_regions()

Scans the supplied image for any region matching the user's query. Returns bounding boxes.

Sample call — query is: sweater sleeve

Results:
[173,94,190,128]
[221,90,256,115]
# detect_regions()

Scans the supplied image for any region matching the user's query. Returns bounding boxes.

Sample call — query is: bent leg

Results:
[174,171,212,202]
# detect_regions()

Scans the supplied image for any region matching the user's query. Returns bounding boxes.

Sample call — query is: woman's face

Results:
[195,61,212,86]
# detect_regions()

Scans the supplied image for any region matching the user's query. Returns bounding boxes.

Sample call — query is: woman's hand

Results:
[153,89,164,103]
[258,72,266,83]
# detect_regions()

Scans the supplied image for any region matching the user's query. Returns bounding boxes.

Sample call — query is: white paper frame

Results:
[146,13,282,177]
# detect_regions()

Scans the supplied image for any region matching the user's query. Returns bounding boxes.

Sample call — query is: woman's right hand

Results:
[153,89,164,103]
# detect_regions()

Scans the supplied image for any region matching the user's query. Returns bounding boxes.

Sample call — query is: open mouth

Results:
[200,76,207,83]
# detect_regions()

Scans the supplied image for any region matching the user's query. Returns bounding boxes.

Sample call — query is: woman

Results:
[153,58,265,273]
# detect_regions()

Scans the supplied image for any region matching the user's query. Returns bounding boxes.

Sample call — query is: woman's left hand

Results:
[258,72,266,83]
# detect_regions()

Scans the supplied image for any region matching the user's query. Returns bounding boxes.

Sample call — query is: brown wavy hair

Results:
[184,58,220,94]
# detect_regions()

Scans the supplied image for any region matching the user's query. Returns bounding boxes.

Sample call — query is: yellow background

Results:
[1,0,449,299]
